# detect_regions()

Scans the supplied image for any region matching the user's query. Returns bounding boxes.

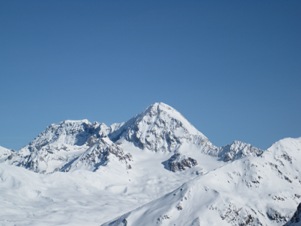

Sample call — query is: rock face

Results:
[285,203,301,226]
[162,153,198,172]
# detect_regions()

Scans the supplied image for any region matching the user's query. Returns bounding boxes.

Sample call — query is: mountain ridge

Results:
[0,102,300,225]
[4,102,265,173]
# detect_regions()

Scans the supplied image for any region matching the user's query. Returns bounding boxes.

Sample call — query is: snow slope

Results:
[0,145,203,226]
[102,137,301,226]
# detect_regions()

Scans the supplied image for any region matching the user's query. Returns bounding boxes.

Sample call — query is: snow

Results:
[103,137,301,226]
[0,146,13,163]
[0,144,200,226]
[0,102,300,225]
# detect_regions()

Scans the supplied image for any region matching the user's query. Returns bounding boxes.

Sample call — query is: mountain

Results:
[110,102,217,154]
[5,102,265,174]
[8,120,128,173]
[102,137,301,226]
[0,102,300,225]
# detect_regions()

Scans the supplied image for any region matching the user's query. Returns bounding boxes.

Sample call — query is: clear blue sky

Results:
[0,0,300,150]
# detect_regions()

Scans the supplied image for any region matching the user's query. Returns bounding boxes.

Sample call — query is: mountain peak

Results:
[219,140,263,161]
[26,119,104,150]
[146,102,174,113]
[142,102,202,136]
[110,103,209,152]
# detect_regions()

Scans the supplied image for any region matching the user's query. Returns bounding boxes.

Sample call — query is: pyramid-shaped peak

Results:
[110,102,209,152]
[142,102,201,136]
[147,102,174,111]
[145,102,182,116]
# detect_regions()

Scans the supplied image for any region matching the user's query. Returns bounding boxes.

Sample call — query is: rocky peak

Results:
[219,140,263,161]
[162,153,198,172]
[110,102,209,152]
[27,119,108,150]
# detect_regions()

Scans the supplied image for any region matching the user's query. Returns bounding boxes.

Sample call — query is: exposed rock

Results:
[284,203,301,226]
[163,153,198,172]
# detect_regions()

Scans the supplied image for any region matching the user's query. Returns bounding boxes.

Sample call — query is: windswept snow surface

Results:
[0,103,300,225]
[0,146,203,226]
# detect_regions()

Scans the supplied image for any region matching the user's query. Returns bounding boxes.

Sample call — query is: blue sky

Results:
[0,0,300,150]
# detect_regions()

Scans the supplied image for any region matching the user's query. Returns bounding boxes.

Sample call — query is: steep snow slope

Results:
[102,137,301,226]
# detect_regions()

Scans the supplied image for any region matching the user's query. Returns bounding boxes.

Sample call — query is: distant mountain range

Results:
[0,102,300,226]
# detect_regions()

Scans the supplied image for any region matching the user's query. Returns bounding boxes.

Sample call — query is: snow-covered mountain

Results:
[102,137,301,226]
[10,120,102,173]
[7,102,258,173]
[0,102,300,225]
[8,119,133,174]
[110,102,217,154]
